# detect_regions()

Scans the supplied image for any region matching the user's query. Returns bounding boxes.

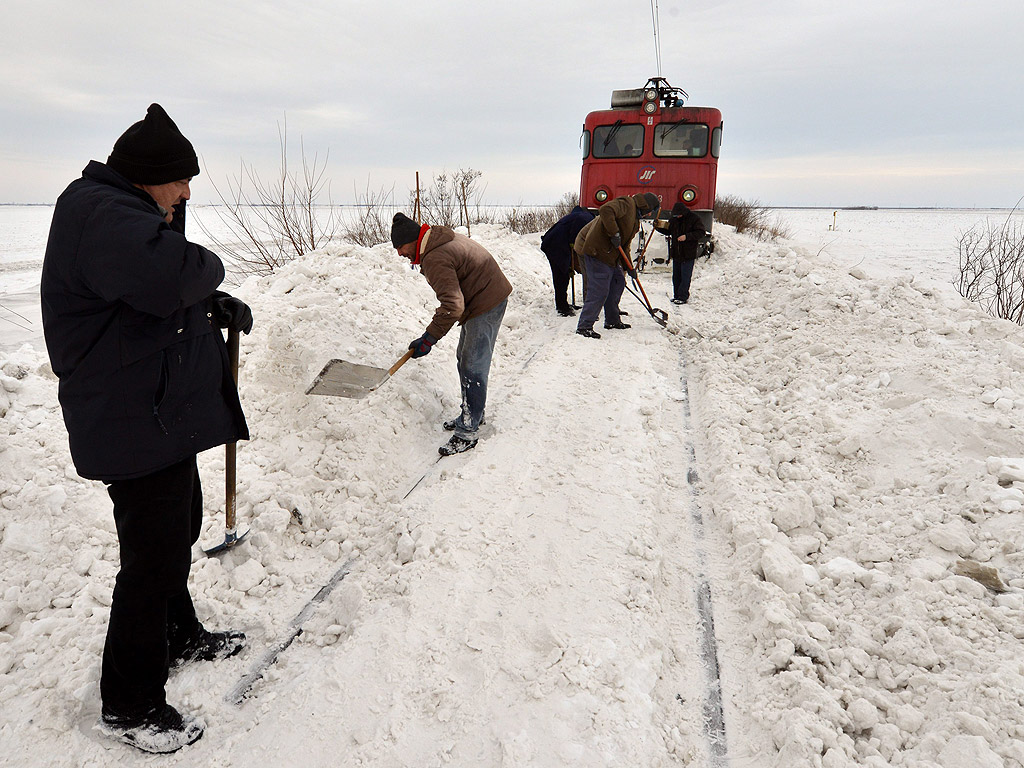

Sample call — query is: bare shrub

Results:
[197,121,339,277]
[714,194,790,240]
[502,192,582,235]
[956,215,1024,324]
[553,191,581,219]
[344,180,396,247]
[411,168,487,234]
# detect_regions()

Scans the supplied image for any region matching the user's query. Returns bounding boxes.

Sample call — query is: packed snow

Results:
[3,215,1024,767]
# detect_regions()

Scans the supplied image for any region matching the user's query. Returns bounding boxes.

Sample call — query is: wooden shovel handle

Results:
[226,328,239,531]
[389,348,415,376]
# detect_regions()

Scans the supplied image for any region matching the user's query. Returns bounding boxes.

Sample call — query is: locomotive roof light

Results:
[643,100,658,115]
[643,87,659,102]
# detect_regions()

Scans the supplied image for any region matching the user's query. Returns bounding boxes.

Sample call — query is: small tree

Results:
[409,168,486,233]
[955,215,1024,324]
[197,120,339,277]
[713,194,789,240]
[344,179,396,247]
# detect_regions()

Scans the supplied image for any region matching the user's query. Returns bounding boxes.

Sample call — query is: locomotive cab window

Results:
[592,123,645,158]
[654,123,709,157]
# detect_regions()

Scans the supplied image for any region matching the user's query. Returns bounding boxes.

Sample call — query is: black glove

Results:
[409,332,437,359]
[609,233,622,250]
[213,295,254,335]
[626,266,637,279]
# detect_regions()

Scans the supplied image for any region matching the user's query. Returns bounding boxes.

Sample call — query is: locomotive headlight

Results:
[644,88,658,102]
[642,101,657,114]
[681,188,697,203]
[595,189,609,203]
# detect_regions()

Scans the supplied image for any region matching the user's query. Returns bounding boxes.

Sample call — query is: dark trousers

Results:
[101,456,204,716]
[577,256,625,331]
[545,252,573,311]
[673,257,696,302]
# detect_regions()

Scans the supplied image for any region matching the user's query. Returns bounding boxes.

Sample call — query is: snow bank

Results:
[688,230,1024,767]
[4,221,1024,767]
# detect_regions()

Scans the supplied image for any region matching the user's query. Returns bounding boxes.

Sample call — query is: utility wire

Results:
[650,0,663,76]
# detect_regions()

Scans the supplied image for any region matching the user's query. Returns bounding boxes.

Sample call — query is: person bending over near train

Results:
[540,205,594,316]
[657,201,708,304]
[391,212,513,456]
[574,192,660,339]
[40,103,252,754]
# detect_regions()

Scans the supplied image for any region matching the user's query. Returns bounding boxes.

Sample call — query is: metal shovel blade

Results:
[306,349,414,399]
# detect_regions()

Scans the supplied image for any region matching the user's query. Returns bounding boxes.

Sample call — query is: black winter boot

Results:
[170,627,246,668]
[98,703,203,754]
[576,328,601,339]
[439,435,478,456]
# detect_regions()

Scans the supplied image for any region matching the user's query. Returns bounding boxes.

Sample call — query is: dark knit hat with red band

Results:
[107,103,200,185]
[391,212,422,248]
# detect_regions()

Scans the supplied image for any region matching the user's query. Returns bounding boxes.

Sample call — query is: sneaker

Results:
[576,328,601,339]
[604,321,631,330]
[171,627,246,668]
[443,416,485,431]
[98,704,203,754]
[671,298,687,305]
[439,435,478,456]
[557,307,576,317]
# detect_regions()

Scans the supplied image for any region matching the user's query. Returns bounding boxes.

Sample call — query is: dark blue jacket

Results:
[41,161,248,482]
[540,206,595,263]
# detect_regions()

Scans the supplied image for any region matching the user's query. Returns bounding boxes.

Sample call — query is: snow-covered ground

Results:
[3,214,1024,767]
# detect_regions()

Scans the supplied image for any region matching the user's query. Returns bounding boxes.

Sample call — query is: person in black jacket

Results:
[661,202,708,304]
[40,104,252,754]
[539,205,594,316]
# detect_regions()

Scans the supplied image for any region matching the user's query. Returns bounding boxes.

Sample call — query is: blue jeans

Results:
[452,298,507,440]
[576,255,625,331]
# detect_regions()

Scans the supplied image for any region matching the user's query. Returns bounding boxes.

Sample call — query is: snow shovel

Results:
[206,328,249,555]
[306,349,414,398]
[618,246,668,327]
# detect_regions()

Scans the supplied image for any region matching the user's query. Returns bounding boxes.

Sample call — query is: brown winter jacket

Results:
[576,194,650,267]
[416,227,513,340]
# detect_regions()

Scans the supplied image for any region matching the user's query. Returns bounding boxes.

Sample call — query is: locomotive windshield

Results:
[592,123,645,158]
[654,122,709,157]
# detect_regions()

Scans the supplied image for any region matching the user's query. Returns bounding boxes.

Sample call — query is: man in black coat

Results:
[41,104,252,754]
[660,202,709,304]
[539,205,594,316]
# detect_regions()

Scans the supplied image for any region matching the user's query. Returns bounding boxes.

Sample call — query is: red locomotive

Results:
[580,77,722,235]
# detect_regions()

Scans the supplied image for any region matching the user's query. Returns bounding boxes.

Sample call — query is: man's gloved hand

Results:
[609,233,622,250]
[409,332,437,359]
[625,266,638,279]
[213,295,254,335]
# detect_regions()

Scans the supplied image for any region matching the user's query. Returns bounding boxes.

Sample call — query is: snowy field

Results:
[4,208,1024,767]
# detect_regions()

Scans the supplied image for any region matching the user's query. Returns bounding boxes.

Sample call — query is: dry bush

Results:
[502,192,581,235]
[714,194,790,240]
[956,216,1024,324]
[344,180,396,247]
[410,169,486,234]
[198,122,339,277]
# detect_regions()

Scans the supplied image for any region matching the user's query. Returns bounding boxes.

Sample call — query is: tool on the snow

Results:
[305,349,414,398]
[225,559,355,704]
[205,328,250,555]
[618,246,668,327]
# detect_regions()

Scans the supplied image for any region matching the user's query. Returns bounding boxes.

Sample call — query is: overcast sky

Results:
[3,0,1023,208]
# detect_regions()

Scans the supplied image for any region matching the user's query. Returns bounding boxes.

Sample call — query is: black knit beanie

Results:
[107,104,200,185]
[640,192,661,216]
[391,212,422,247]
